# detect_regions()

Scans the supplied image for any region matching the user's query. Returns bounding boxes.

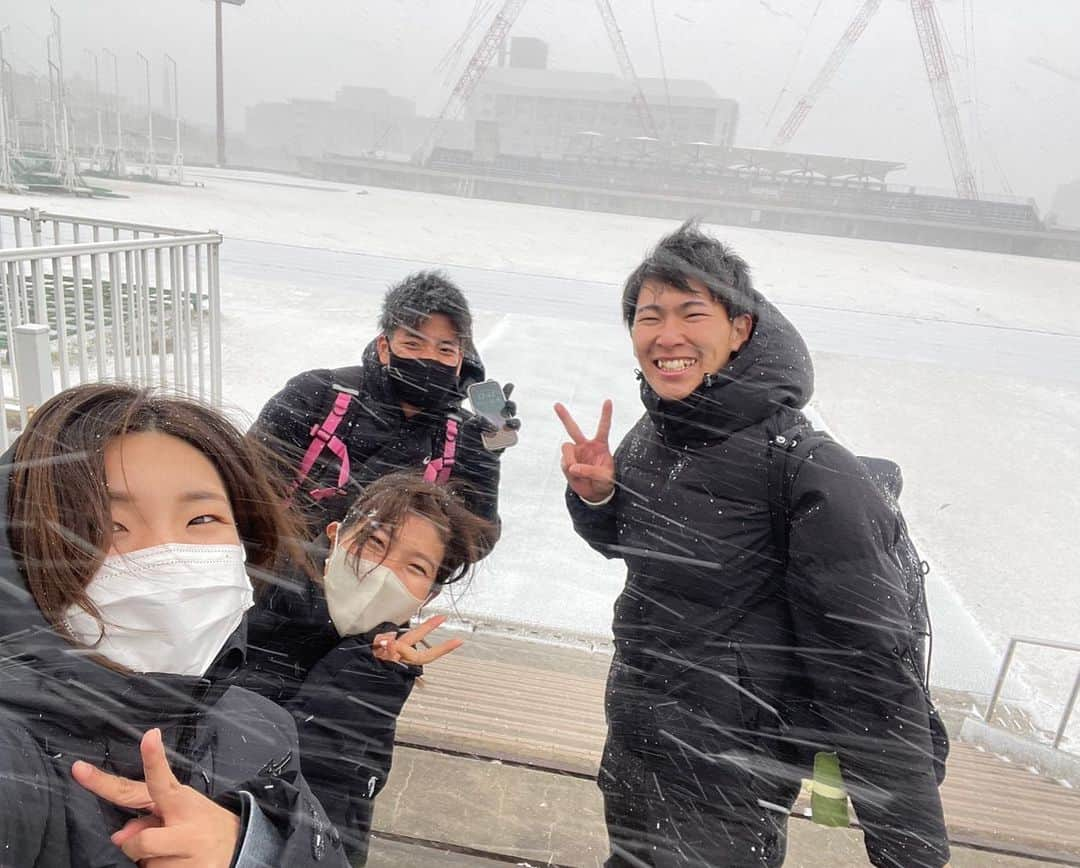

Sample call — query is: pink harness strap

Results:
[293,391,353,502]
[424,417,459,485]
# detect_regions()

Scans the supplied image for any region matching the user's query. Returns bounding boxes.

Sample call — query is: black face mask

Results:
[386,351,462,411]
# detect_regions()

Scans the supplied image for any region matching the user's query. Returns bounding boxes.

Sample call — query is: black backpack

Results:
[767,421,949,781]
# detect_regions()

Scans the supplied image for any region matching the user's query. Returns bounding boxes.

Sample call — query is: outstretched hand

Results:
[373,614,464,666]
[554,400,616,503]
[72,728,240,866]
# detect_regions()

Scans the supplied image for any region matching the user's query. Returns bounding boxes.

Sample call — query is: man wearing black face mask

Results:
[252,270,516,546]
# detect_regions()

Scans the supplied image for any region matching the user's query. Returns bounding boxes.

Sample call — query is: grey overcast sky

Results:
[2,0,1077,207]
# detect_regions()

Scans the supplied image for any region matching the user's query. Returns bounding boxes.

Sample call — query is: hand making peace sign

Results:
[373,614,464,666]
[71,727,240,867]
[554,400,616,503]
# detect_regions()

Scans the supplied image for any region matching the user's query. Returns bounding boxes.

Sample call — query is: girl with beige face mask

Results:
[242,472,493,864]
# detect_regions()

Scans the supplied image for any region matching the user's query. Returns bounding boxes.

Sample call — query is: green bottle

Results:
[811,751,851,827]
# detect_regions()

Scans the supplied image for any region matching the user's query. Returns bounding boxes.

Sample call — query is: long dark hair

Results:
[8,383,311,632]
[335,471,492,587]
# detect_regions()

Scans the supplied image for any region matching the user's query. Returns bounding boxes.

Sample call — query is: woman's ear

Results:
[326,522,340,545]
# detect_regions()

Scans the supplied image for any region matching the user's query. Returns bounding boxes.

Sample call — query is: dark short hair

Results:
[379,271,473,346]
[622,219,757,329]
[9,383,310,635]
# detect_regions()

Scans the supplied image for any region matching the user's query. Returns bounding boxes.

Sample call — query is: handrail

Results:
[0,234,223,263]
[985,636,1080,750]
[0,207,199,239]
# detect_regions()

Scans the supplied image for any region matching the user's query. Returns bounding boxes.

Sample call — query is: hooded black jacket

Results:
[235,556,420,866]
[250,339,501,542]
[567,297,950,867]
[0,458,349,868]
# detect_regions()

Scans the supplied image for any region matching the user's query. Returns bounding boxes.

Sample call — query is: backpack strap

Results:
[767,422,826,565]
[423,414,460,485]
[292,389,354,502]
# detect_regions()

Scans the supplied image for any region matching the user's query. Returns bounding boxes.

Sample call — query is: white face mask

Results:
[323,543,427,638]
[62,543,254,677]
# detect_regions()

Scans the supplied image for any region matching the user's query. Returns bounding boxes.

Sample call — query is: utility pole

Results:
[165,53,182,182]
[104,48,124,177]
[137,50,156,179]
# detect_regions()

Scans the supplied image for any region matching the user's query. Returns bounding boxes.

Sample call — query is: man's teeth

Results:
[656,359,696,372]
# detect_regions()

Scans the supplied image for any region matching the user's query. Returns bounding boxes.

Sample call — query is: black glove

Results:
[478,383,522,433]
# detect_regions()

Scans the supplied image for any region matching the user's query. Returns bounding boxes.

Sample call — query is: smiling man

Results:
[556,222,949,868]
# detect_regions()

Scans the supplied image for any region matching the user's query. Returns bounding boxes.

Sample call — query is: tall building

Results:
[465,38,738,160]
[245,86,467,161]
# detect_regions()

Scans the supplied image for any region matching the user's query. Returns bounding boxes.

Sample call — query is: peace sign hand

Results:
[554,400,616,503]
[72,728,241,866]
[373,614,464,666]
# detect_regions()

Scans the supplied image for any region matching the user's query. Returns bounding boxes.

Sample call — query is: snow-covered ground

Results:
[4,169,1079,736]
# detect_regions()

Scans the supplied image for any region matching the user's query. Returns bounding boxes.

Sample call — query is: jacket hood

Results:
[0,447,246,757]
[640,291,814,444]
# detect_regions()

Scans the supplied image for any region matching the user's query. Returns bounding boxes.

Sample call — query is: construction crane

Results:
[420,0,660,159]
[772,0,979,200]
[594,0,660,140]
[772,0,882,149]
[909,0,977,199]
[435,0,530,128]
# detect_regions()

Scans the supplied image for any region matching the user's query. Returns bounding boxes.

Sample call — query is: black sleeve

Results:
[283,637,418,859]
[0,715,65,867]
[452,414,503,551]
[249,370,330,464]
[786,442,950,868]
[565,485,621,557]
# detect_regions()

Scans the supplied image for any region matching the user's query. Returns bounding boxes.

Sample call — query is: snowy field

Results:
[4,169,1080,734]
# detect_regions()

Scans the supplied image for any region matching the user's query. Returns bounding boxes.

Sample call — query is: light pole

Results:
[214,0,246,167]
[0,27,15,192]
[165,53,182,182]
[49,7,78,192]
[136,50,156,179]
[85,49,105,171]
[103,48,124,177]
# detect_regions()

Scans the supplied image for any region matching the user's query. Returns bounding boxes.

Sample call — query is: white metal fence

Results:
[0,207,223,448]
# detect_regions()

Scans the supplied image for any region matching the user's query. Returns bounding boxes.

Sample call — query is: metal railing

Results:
[984,636,1080,750]
[0,207,223,448]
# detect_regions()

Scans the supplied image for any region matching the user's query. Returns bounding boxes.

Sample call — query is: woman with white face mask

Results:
[0,383,351,868]
[242,471,493,865]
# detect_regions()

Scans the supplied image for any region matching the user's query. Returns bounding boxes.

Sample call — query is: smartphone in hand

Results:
[468,380,518,452]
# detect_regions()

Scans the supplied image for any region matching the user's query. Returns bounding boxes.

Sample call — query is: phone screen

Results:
[468,380,518,451]
[469,380,507,426]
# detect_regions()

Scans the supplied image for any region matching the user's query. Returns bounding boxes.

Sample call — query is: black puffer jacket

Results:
[0,461,349,868]
[251,339,500,541]
[567,296,950,867]
[235,558,419,865]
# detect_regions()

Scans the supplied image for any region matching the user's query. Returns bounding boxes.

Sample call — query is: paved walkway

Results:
[367,629,1080,867]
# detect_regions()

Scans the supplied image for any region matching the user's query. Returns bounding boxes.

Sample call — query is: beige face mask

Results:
[322,543,427,637]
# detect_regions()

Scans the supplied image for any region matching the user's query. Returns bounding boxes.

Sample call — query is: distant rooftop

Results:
[476,66,729,106]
